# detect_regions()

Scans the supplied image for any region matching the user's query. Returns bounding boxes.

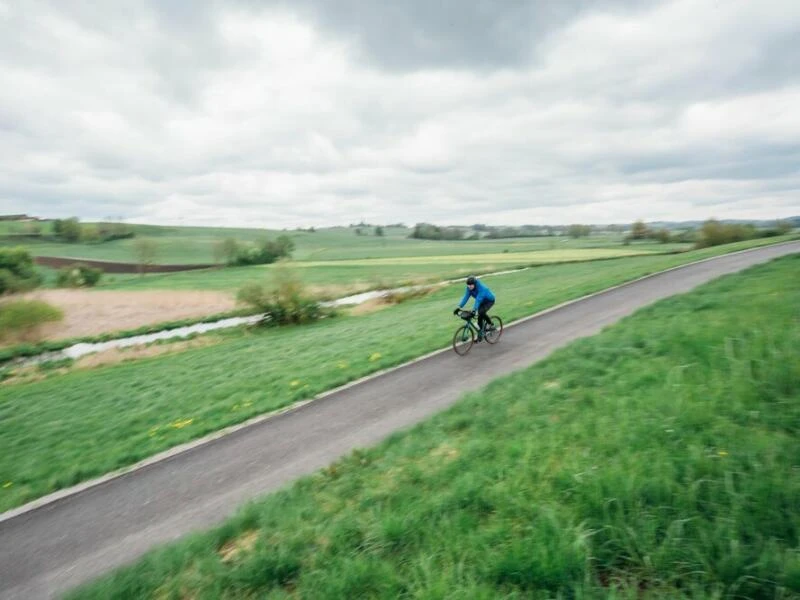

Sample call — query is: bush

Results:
[653,228,672,243]
[0,299,63,343]
[96,222,135,242]
[0,247,41,294]
[237,265,322,326]
[672,229,697,244]
[53,217,82,242]
[693,219,785,249]
[409,223,466,240]
[231,235,295,266]
[56,263,103,288]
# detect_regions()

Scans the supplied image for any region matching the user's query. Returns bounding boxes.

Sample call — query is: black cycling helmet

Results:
[466,276,476,285]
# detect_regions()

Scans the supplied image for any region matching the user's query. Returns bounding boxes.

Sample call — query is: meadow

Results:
[2,221,687,265]
[45,233,796,296]
[93,247,668,294]
[65,254,800,599]
[0,237,795,512]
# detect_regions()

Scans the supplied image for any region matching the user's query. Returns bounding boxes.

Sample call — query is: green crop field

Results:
[42,234,795,296]
[295,247,668,266]
[0,237,795,513]
[2,220,689,265]
[92,247,676,294]
[65,254,800,599]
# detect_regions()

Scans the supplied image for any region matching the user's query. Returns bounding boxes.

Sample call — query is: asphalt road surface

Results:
[1,241,797,599]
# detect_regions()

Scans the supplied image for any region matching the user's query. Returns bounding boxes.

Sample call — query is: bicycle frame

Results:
[458,312,484,339]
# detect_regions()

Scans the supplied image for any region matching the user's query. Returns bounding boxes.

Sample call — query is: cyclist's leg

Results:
[477,300,494,334]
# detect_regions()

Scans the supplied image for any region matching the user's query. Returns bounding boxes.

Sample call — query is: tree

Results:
[133,238,159,275]
[80,223,100,243]
[630,220,649,240]
[654,228,671,243]
[567,224,591,238]
[409,223,465,240]
[96,222,135,242]
[374,226,384,237]
[695,219,754,248]
[775,220,793,235]
[272,234,295,258]
[229,235,295,266]
[215,238,240,265]
[53,217,82,243]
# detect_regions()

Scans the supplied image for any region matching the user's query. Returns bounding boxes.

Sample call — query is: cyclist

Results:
[453,275,496,341]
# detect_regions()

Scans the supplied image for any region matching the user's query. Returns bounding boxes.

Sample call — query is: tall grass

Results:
[0,299,63,343]
[66,255,800,599]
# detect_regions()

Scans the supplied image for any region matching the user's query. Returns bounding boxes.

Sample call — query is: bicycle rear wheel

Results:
[484,316,504,344]
[452,324,474,355]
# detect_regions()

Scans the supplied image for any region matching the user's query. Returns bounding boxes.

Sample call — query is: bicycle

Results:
[452,309,504,356]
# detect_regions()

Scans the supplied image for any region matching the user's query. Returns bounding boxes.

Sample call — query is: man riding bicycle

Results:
[453,275,496,341]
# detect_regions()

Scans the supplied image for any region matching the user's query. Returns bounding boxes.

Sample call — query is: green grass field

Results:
[0,238,796,513]
[92,247,675,294]
[65,254,800,599]
[3,220,688,265]
[45,234,794,297]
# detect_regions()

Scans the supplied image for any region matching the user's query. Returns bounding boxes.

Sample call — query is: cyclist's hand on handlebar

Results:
[453,307,461,315]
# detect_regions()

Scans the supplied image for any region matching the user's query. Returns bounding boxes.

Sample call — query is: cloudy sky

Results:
[1,0,798,228]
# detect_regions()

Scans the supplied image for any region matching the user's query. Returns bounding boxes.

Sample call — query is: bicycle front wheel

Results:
[452,324,474,356]
[484,316,504,344]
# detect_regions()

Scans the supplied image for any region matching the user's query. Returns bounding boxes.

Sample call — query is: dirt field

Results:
[18,289,239,341]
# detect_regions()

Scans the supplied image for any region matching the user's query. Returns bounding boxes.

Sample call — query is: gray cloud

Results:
[0,0,798,228]
[280,0,658,71]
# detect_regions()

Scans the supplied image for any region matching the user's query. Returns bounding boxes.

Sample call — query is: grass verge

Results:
[0,238,796,512]
[65,254,800,599]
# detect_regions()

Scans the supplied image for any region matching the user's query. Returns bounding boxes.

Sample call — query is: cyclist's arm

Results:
[458,288,470,308]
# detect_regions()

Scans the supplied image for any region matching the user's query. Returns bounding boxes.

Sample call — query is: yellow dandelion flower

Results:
[171,418,194,429]
[718,450,728,457]
[2,482,12,489]
[290,380,301,388]
[369,352,382,362]
[337,361,349,369]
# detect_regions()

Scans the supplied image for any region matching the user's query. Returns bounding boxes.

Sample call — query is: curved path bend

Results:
[1,242,798,599]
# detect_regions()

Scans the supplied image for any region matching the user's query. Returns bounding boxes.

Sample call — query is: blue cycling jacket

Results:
[459,279,495,309]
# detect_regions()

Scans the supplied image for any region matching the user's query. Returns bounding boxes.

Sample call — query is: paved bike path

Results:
[1,242,797,599]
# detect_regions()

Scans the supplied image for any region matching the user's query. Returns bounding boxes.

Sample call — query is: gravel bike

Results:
[452,309,503,356]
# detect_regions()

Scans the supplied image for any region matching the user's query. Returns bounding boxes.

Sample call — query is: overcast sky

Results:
[1,0,798,228]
